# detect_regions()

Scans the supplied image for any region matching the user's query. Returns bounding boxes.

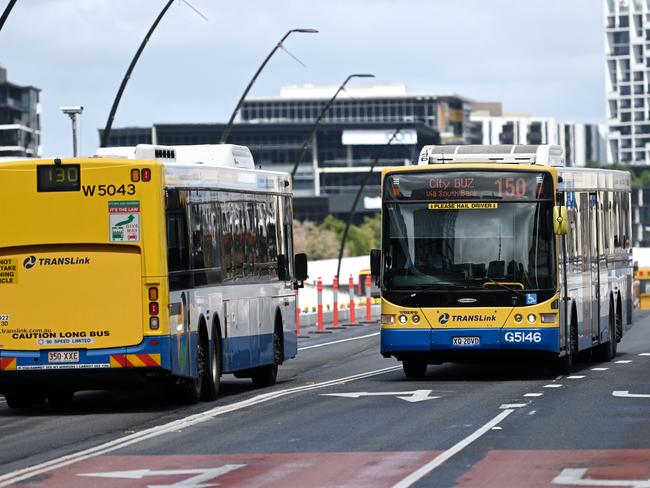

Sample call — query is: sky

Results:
[1,0,606,158]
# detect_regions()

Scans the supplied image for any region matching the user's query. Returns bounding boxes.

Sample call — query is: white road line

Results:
[524,393,543,397]
[566,375,586,379]
[499,403,526,409]
[544,384,563,388]
[615,360,632,364]
[392,409,515,488]
[298,332,380,351]
[591,367,609,371]
[639,353,650,356]
[0,365,402,487]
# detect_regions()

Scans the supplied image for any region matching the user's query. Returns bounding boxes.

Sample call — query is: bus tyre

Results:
[402,359,427,379]
[598,306,618,362]
[5,391,34,409]
[251,328,281,388]
[180,339,205,404]
[200,335,221,401]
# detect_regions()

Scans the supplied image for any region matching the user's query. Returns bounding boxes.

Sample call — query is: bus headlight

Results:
[399,315,408,324]
[514,314,523,323]
[541,313,557,324]
[527,314,537,324]
[412,314,421,324]
[381,314,395,325]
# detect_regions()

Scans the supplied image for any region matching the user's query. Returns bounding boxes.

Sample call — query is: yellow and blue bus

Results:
[0,144,307,407]
[371,144,632,377]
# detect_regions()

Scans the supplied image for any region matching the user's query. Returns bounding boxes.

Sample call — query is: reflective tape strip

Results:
[125,353,161,368]
[110,355,127,368]
[0,357,16,371]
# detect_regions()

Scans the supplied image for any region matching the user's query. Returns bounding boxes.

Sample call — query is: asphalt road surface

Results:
[2,312,650,487]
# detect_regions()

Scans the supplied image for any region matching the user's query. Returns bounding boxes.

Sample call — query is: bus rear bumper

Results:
[0,337,173,391]
[381,327,560,356]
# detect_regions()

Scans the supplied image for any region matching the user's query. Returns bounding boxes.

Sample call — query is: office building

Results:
[0,66,40,158]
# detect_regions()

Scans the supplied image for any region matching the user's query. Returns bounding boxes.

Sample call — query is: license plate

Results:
[47,351,79,363]
[452,336,480,346]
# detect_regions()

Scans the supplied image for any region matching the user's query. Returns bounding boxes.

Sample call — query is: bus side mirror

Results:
[553,206,568,235]
[294,253,308,287]
[370,249,381,278]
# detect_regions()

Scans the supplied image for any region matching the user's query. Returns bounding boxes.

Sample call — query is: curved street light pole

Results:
[0,0,17,33]
[219,28,318,144]
[100,0,174,148]
[335,125,404,279]
[290,73,374,178]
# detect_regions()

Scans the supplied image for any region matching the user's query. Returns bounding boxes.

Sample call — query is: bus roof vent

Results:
[95,144,255,169]
[417,144,565,167]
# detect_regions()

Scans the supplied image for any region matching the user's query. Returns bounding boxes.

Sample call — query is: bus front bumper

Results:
[381,327,560,355]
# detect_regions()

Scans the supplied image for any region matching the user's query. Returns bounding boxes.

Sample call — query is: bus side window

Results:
[166,190,189,273]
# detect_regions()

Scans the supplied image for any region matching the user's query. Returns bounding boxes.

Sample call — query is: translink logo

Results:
[23,256,36,269]
[23,256,90,269]
[438,313,450,325]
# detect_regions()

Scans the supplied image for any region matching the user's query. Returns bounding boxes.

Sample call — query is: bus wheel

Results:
[554,320,576,375]
[251,328,280,388]
[201,334,221,401]
[598,305,617,362]
[402,359,427,379]
[5,391,34,409]
[179,339,205,404]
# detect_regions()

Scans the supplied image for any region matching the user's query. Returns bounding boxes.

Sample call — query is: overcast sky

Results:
[1,0,605,157]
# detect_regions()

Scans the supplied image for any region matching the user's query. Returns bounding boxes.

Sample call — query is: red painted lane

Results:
[15,452,439,488]
[456,449,650,487]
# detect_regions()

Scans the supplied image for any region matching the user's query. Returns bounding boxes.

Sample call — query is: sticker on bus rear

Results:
[0,258,18,285]
[109,201,140,242]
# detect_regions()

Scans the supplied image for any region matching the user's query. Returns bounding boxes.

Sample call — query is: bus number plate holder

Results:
[48,351,80,363]
[452,337,480,346]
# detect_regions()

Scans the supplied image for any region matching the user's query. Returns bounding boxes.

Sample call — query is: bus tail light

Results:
[149,317,159,330]
[149,302,159,315]
[541,313,557,324]
[148,287,158,301]
[130,168,140,182]
[141,168,152,182]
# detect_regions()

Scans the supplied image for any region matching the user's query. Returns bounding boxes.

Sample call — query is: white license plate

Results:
[47,351,79,363]
[452,336,480,346]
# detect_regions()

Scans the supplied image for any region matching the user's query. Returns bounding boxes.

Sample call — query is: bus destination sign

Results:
[384,171,552,201]
[37,164,81,192]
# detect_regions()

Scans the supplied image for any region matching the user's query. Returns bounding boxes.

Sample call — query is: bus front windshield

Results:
[383,201,556,292]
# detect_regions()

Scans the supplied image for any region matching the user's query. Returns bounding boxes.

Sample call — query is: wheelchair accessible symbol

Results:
[525,293,537,305]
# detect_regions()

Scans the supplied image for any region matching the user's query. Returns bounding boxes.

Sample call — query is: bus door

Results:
[589,193,601,343]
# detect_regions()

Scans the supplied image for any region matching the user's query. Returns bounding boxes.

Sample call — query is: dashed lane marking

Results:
[613,390,650,399]
[524,393,543,397]
[591,367,609,371]
[298,332,380,351]
[615,360,633,364]
[544,384,563,388]
[0,365,402,487]
[566,375,585,379]
[392,409,515,488]
[639,353,650,356]
[499,403,527,409]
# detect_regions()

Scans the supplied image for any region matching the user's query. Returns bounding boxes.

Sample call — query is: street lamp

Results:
[60,106,84,157]
[100,0,175,148]
[335,125,404,279]
[219,28,319,144]
[290,73,375,179]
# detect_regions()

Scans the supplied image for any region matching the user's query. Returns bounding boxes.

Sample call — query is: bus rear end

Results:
[0,157,167,404]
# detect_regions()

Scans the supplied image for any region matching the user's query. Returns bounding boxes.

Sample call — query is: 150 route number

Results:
[504,331,542,343]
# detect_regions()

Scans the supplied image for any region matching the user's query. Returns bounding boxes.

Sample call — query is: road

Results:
[1,312,650,487]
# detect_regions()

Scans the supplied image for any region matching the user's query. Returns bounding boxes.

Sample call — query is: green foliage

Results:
[293,213,382,260]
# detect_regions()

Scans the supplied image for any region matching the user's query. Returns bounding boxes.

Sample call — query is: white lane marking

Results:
[392,409,515,488]
[499,403,526,409]
[544,384,563,388]
[592,367,609,371]
[615,360,632,364]
[491,426,502,430]
[0,365,402,487]
[639,353,650,356]
[529,411,537,416]
[321,390,438,403]
[566,375,586,379]
[79,465,245,484]
[552,467,650,486]
[298,332,380,351]
[613,390,650,399]
[524,393,543,397]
